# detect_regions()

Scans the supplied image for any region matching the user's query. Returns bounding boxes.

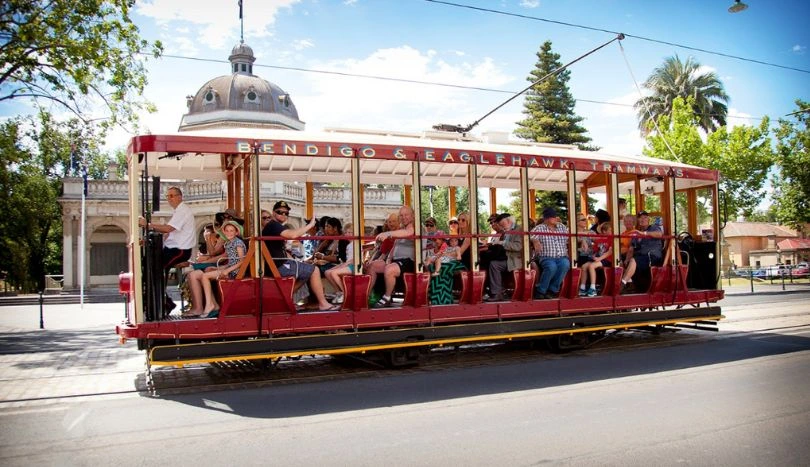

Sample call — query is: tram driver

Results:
[137,186,196,314]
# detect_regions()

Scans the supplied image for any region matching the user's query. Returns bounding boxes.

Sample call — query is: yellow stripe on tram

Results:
[148,314,724,367]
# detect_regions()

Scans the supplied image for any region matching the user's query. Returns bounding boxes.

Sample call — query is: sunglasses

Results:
[449,221,458,224]
[425,223,435,227]
[275,210,289,216]
[261,216,272,221]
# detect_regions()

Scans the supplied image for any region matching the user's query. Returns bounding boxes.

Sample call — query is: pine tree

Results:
[514,41,592,147]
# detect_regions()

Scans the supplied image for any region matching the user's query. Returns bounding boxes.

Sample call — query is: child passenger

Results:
[324,223,354,305]
[185,220,246,318]
[578,222,613,297]
[429,233,461,277]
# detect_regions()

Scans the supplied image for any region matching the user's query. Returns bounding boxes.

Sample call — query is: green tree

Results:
[514,41,593,147]
[635,55,729,136]
[772,100,810,232]
[0,0,162,129]
[644,97,773,219]
[0,112,109,292]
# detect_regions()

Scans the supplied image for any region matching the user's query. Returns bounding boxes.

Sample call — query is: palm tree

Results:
[634,55,729,135]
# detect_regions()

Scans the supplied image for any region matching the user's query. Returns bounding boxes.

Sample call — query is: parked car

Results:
[791,264,809,278]
[763,265,789,279]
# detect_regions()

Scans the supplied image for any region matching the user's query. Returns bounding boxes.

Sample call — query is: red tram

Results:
[115,128,724,372]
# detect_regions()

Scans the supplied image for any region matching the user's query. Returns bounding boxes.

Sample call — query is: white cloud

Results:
[343,0,358,5]
[599,129,645,157]
[162,35,199,56]
[136,0,300,49]
[520,0,540,8]
[294,46,514,133]
[726,108,754,130]
[599,90,638,117]
[291,39,315,51]
[792,44,806,54]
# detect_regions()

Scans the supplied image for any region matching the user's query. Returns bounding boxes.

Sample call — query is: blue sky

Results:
[11,0,810,155]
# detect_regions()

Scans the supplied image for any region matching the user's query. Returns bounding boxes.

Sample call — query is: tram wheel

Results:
[546,333,590,353]
[384,347,422,368]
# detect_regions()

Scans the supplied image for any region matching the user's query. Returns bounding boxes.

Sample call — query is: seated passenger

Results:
[620,211,663,293]
[262,201,339,312]
[574,213,594,268]
[324,223,354,305]
[311,217,347,275]
[530,207,571,299]
[184,220,246,318]
[370,205,415,308]
[423,217,438,255]
[578,222,613,297]
[487,213,523,302]
[590,209,610,233]
[619,214,639,259]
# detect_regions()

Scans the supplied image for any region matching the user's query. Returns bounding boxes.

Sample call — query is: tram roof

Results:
[129,128,719,190]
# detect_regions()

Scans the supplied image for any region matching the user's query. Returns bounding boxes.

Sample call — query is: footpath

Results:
[1,283,808,407]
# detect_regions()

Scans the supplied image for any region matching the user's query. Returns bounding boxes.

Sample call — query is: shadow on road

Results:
[154,329,810,418]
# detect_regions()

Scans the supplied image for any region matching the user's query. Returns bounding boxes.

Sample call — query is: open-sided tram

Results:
[115,128,724,374]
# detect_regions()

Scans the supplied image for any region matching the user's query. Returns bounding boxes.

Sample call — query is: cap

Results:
[273,200,291,211]
[488,213,500,224]
[216,208,244,225]
[495,212,511,223]
[424,216,437,225]
[542,207,558,219]
[433,230,446,238]
[449,217,459,224]
[221,219,243,236]
[638,210,650,216]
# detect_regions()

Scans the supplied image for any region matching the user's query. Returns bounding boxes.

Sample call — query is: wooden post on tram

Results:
[489,187,497,215]
[567,171,578,262]
[608,173,620,267]
[358,184,365,238]
[410,165,422,271]
[710,181,721,288]
[305,182,314,221]
[449,186,457,217]
[634,177,643,214]
[579,184,588,217]
[519,168,531,264]
[233,162,242,214]
[242,155,252,235]
[662,175,676,265]
[528,189,536,222]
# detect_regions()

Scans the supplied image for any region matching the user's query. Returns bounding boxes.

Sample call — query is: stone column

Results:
[62,211,75,288]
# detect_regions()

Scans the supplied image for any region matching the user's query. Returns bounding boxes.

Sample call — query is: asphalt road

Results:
[0,292,808,466]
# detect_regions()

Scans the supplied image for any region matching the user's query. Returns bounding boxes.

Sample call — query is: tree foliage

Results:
[635,55,729,136]
[772,100,810,232]
[0,0,162,129]
[644,97,773,219]
[0,112,109,292]
[514,40,593,147]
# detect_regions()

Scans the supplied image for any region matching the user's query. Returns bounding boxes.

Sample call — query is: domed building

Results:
[178,42,305,131]
[58,42,400,292]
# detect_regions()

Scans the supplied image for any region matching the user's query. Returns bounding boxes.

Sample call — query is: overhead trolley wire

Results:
[423,0,810,75]
[155,52,763,122]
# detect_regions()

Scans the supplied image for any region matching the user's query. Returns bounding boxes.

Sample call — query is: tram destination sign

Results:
[234,139,715,180]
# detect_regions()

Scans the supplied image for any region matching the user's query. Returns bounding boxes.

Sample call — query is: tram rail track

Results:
[3,306,808,406]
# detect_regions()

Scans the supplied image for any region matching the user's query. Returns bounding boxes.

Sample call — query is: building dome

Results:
[179,42,305,131]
